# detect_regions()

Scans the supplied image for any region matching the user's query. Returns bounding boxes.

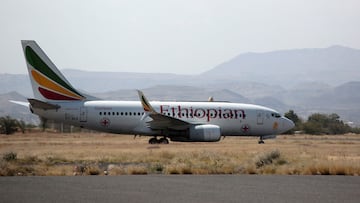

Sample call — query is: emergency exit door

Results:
[257,110,264,125]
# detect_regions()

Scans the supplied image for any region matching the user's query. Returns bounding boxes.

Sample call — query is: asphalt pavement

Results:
[1,175,359,203]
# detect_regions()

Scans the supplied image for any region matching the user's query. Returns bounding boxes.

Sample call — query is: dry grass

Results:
[0,132,359,176]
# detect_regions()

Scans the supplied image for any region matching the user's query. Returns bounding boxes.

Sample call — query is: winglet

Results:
[137,90,156,113]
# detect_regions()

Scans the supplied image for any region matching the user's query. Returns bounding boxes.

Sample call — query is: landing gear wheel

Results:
[159,138,169,144]
[149,138,158,144]
[258,136,265,144]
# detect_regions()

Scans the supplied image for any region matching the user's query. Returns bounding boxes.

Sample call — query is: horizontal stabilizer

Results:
[28,99,60,110]
[9,100,29,107]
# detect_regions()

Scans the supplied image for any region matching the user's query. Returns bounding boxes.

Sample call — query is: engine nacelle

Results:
[189,124,221,142]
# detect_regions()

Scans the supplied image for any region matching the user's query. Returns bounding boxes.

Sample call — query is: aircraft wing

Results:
[137,90,190,131]
[146,113,190,130]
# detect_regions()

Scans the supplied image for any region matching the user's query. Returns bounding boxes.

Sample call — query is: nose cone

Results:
[280,117,295,133]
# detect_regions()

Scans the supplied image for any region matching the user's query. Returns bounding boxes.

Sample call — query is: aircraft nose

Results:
[280,117,295,133]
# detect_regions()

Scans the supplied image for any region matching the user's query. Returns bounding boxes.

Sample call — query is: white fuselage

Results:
[32,100,293,137]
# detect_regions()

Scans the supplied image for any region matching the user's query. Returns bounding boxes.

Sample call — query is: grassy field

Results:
[0,132,359,176]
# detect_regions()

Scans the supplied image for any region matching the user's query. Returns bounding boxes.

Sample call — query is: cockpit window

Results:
[271,113,281,118]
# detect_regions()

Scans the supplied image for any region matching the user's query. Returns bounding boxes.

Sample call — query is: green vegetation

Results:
[284,110,303,134]
[0,116,21,135]
[3,152,17,162]
[255,150,282,168]
[303,113,351,134]
[284,110,356,135]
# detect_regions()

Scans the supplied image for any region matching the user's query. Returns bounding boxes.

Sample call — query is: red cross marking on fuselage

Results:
[100,118,110,127]
[242,124,250,133]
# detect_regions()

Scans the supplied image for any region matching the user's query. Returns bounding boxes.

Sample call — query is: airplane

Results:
[15,40,294,144]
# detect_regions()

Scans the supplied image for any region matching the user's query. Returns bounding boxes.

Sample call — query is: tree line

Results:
[1,112,359,135]
[0,116,35,135]
[284,110,360,135]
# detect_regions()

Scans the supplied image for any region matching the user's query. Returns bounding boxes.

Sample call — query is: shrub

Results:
[150,163,164,173]
[3,152,17,162]
[255,150,281,168]
[0,116,19,135]
[85,166,100,175]
[127,165,148,175]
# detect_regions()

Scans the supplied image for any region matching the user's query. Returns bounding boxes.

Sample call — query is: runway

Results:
[1,175,359,203]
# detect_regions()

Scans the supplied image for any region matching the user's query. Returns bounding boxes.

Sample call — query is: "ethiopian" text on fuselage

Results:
[160,105,246,122]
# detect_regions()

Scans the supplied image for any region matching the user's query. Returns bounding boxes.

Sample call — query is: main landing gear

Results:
[149,137,169,144]
[258,136,265,144]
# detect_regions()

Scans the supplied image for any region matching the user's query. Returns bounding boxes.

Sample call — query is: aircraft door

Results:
[80,107,87,122]
[257,110,264,125]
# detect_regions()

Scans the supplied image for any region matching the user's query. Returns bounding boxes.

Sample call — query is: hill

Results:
[202,46,360,86]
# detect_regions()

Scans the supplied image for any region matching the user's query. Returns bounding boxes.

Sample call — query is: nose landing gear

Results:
[258,136,265,144]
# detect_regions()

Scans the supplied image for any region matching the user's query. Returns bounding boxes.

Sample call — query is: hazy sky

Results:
[1,0,360,75]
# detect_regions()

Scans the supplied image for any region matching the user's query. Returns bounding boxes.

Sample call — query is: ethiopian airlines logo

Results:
[141,95,151,112]
[25,46,84,100]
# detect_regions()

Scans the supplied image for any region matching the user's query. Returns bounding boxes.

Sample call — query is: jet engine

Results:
[188,124,221,142]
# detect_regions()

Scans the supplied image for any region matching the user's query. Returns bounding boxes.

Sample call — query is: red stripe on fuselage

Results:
[38,87,79,100]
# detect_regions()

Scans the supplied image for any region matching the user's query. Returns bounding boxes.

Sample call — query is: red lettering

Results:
[171,107,176,117]
[194,108,205,118]
[223,109,232,119]
[206,109,217,122]
[178,105,189,118]
[189,107,194,118]
[161,105,245,121]
[234,109,246,119]
[160,105,169,114]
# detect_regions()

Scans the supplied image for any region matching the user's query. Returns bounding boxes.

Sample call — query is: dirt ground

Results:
[1,133,359,176]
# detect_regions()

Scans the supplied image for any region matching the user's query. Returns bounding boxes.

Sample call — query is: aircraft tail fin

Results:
[21,40,91,101]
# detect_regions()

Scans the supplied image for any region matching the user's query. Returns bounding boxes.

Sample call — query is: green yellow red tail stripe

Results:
[24,44,84,101]
[31,70,83,100]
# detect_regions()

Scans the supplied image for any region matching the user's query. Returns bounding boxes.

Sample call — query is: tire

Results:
[149,138,158,144]
[159,138,169,144]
